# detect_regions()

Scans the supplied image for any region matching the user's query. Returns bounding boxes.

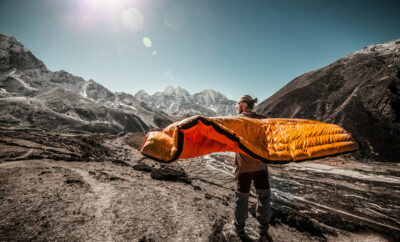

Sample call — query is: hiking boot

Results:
[232,220,246,238]
[259,224,273,242]
[232,222,252,242]
[259,230,273,242]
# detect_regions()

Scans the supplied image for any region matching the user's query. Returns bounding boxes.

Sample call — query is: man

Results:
[233,95,272,242]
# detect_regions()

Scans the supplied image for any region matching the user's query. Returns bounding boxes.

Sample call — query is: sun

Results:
[66,0,145,32]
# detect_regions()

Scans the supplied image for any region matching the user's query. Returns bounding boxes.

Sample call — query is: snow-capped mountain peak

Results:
[134,86,237,116]
[163,85,177,95]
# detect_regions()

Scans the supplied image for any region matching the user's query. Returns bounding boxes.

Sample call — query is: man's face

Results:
[236,102,248,114]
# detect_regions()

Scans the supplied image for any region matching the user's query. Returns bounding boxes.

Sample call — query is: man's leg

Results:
[253,170,272,236]
[234,173,252,235]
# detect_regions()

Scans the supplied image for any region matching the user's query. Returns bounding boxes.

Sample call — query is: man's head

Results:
[237,95,258,114]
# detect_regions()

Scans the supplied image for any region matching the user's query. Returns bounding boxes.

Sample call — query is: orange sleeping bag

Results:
[140,115,359,163]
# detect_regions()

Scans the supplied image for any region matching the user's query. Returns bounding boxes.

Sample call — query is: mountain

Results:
[134,86,237,117]
[256,39,400,162]
[0,34,174,132]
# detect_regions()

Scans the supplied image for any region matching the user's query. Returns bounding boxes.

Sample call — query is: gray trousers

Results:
[234,170,272,230]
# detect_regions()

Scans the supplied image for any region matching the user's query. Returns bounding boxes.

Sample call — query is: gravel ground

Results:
[0,129,398,241]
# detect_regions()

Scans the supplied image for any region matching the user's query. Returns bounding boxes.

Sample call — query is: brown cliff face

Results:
[256,39,400,162]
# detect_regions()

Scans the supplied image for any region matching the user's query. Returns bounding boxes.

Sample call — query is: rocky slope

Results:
[0,34,173,132]
[1,129,398,241]
[256,39,400,162]
[134,86,237,117]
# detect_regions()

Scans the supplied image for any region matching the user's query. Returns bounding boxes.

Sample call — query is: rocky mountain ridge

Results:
[0,34,238,133]
[134,86,237,117]
[0,34,174,132]
[256,39,400,162]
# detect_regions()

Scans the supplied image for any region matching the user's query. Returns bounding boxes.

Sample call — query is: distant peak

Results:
[195,88,227,98]
[136,89,148,94]
[162,85,190,95]
[164,85,175,91]
[348,39,400,57]
[0,33,22,44]
[0,34,27,54]
[202,88,218,93]
[0,33,47,71]
[134,89,151,100]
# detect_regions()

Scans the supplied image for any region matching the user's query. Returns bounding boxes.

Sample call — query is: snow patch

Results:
[80,81,89,98]
[0,96,30,102]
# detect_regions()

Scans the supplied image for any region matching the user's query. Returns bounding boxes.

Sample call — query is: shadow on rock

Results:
[151,166,192,184]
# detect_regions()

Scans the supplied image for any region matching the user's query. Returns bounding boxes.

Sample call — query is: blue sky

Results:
[1,0,399,101]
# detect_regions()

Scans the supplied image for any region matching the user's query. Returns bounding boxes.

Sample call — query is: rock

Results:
[112,159,130,167]
[132,163,153,173]
[150,166,191,184]
[138,236,155,242]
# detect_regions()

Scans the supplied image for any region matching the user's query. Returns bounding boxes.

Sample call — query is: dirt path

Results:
[57,164,117,241]
[0,160,118,241]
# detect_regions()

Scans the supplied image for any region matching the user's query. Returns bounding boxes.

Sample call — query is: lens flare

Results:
[142,37,152,48]
[121,8,144,32]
